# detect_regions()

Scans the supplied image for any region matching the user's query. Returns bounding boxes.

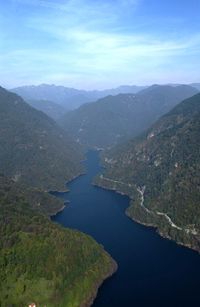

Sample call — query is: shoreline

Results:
[125,211,200,254]
[50,169,119,307]
[95,180,200,255]
[82,260,118,307]
[49,171,86,217]
[50,204,66,217]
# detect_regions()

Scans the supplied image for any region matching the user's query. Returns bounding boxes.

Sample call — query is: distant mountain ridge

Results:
[11,84,147,110]
[95,93,200,252]
[59,84,198,149]
[190,83,200,91]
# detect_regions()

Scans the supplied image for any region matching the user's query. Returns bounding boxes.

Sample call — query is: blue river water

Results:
[51,150,200,307]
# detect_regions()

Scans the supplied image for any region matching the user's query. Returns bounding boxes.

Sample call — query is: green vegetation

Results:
[0,87,116,306]
[95,93,200,252]
[0,86,83,192]
[0,176,116,307]
[59,85,198,148]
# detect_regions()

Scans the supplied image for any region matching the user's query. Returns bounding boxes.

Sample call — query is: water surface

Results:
[52,150,200,307]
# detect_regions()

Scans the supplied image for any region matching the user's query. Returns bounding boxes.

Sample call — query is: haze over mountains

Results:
[59,84,198,148]
[190,83,200,91]
[96,92,200,252]
[11,84,147,111]
[26,99,66,120]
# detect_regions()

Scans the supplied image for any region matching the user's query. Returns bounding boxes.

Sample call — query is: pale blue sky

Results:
[0,0,200,89]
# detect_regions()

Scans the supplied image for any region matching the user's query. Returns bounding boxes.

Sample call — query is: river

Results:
[51,150,200,307]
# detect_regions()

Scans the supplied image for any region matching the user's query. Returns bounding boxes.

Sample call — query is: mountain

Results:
[190,83,200,91]
[95,93,200,252]
[11,84,147,110]
[11,84,89,110]
[0,175,116,306]
[59,85,198,149]
[91,85,147,97]
[0,87,117,305]
[0,86,82,191]
[26,99,67,120]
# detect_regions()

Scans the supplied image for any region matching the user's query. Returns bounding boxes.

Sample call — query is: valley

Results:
[95,93,200,253]
[59,85,198,148]
[1,84,200,306]
[0,87,116,306]
[52,150,200,307]
[2,1,200,306]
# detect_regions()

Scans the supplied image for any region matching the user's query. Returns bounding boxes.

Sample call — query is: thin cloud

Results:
[2,0,200,88]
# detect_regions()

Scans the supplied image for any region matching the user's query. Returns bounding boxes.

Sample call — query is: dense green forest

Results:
[95,93,200,252]
[0,86,83,191]
[0,87,116,306]
[0,175,116,306]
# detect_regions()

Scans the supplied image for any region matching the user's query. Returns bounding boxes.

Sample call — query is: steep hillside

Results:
[0,87,117,306]
[59,85,198,149]
[27,99,67,120]
[0,175,116,307]
[0,86,83,191]
[95,93,200,252]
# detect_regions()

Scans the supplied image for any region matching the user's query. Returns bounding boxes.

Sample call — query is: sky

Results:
[0,0,200,89]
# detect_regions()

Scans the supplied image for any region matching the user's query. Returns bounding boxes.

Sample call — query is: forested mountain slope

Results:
[96,93,200,252]
[0,175,116,307]
[0,86,82,191]
[59,85,198,149]
[0,87,116,306]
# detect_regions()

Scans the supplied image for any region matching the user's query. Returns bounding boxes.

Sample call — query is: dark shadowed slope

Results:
[0,86,82,191]
[96,93,200,252]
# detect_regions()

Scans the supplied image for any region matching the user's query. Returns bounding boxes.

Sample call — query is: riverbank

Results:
[48,171,86,216]
[81,260,118,307]
[52,150,200,307]
[49,173,119,307]
[94,176,200,254]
